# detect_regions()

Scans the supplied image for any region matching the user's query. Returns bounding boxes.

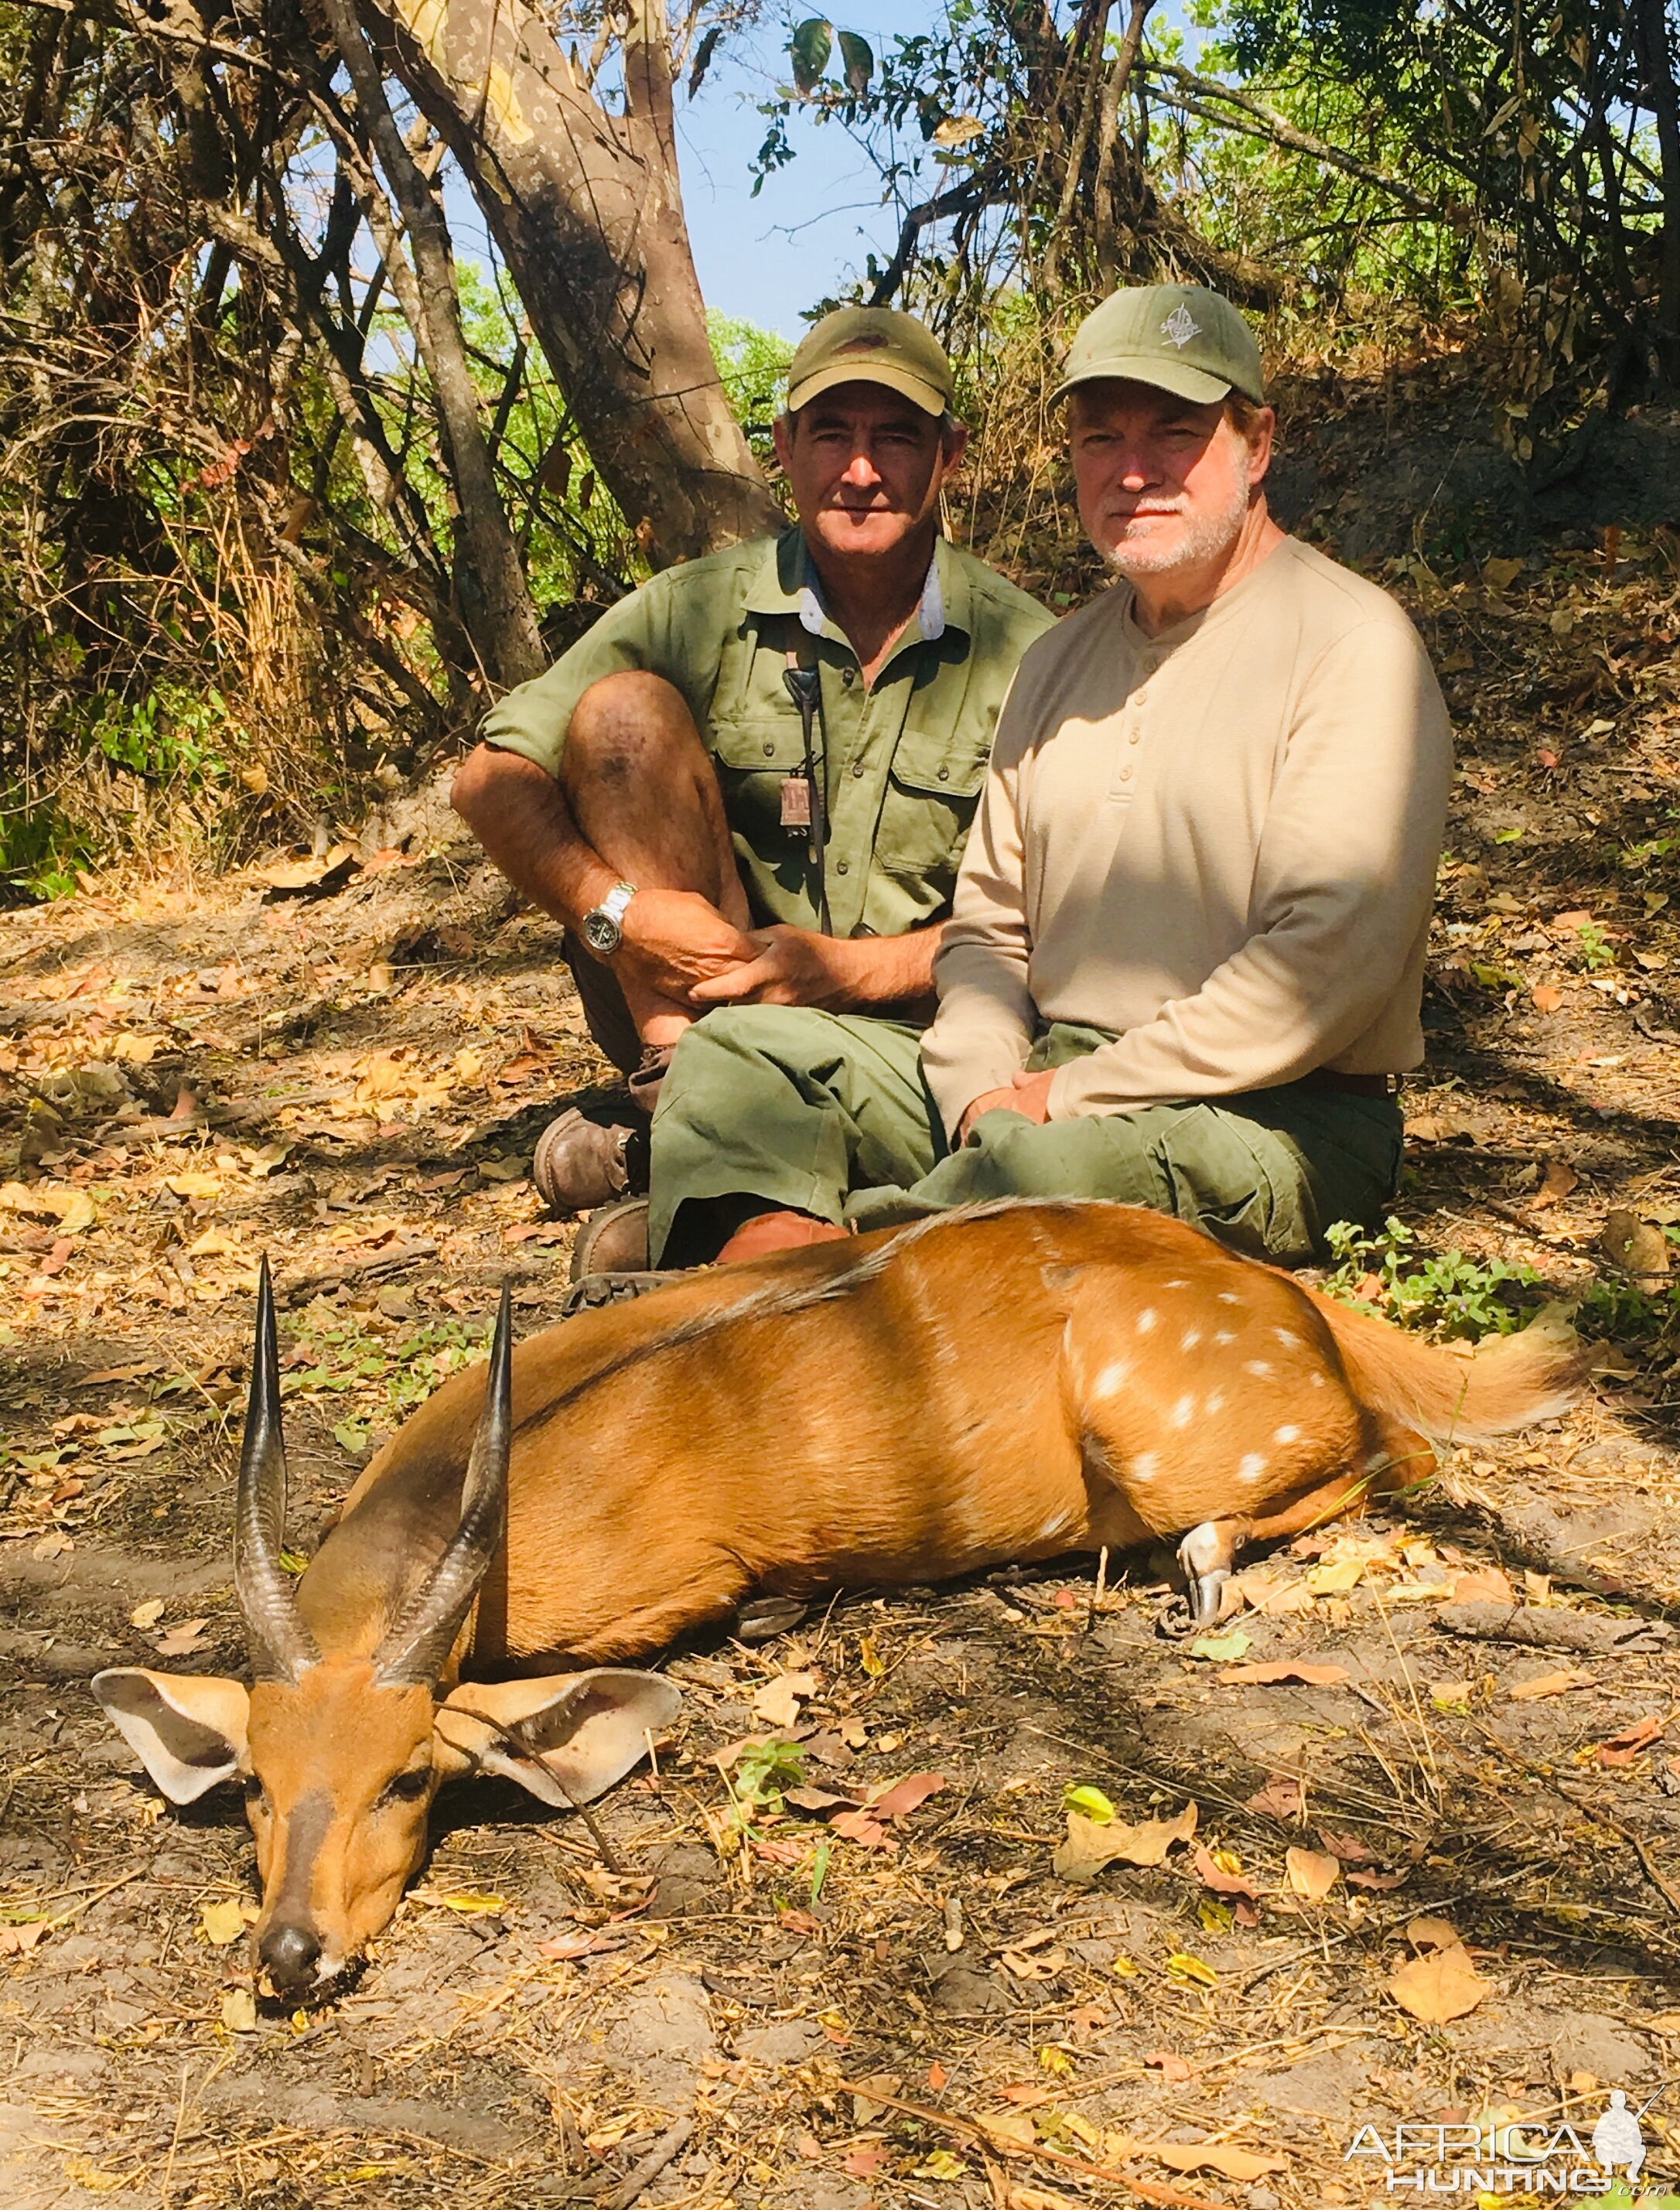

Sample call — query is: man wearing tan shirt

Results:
[627,283,1451,1275]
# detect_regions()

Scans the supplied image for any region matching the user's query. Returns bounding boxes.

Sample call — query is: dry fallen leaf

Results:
[1603,1207,1670,1277]
[200,1900,246,1947]
[871,1771,947,1820]
[1246,1773,1307,1820]
[1599,1713,1665,1766]
[1449,1563,1515,1605]
[1306,1556,1365,1596]
[1142,2050,1196,2082]
[1110,2135,1286,2183]
[1386,1938,1490,2023]
[1531,983,1564,1013]
[129,1597,166,1629]
[1054,1800,1197,1884]
[750,1670,816,1730]
[849,2072,903,2124]
[31,1529,72,1560]
[1508,1669,1594,1700]
[1220,1661,1350,1686]
[220,1986,258,2033]
[1193,1845,1260,1903]
[0,1921,49,1956]
[166,1171,221,1200]
[1531,1158,1577,1207]
[1284,1846,1341,1901]
[154,1618,211,1657]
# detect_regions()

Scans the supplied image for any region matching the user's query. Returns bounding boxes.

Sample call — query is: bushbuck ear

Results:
[91,1669,250,1805]
[434,1670,681,1810]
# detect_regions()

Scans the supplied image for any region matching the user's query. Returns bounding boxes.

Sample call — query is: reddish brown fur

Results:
[323,1201,1579,1671]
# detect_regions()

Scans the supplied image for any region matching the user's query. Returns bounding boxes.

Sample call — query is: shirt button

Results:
[763,741,774,757]
[843,668,856,687]
[1118,766,1133,781]
[852,760,865,777]
[836,859,850,875]
[937,766,950,782]
[1129,729,1142,746]
[1134,688,1149,707]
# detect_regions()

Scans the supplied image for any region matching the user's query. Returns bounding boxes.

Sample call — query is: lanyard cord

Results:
[783,634,832,936]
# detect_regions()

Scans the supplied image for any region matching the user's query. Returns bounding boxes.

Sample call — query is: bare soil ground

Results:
[3,501,1680,2208]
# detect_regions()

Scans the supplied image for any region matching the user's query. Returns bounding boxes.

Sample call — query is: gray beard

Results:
[1100,451,1253,586]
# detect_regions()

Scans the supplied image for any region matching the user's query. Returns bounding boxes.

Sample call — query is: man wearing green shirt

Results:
[452,307,1052,1246]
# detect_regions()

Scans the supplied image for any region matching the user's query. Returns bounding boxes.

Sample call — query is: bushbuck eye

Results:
[242,1775,268,1809]
[381,1768,432,1805]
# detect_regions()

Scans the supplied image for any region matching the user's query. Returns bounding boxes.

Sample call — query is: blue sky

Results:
[678,6,926,338]
[442,6,1201,343]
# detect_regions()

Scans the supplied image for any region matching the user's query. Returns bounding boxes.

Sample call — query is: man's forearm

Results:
[451,744,616,934]
[840,923,942,1007]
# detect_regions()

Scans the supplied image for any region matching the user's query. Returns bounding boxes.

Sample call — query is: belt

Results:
[1296,1069,1398,1098]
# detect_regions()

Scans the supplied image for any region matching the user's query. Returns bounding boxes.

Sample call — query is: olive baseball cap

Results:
[1053,284,1265,408]
[786,306,956,418]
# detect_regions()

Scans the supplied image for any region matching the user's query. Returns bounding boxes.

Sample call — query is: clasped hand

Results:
[616,890,855,1010]
[956,1067,1054,1143]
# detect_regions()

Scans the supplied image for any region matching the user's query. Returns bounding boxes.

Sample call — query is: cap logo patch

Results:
[837,335,890,354]
[1159,305,1200,350]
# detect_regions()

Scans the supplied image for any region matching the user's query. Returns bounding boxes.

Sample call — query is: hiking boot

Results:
[533,1108,648,1216]
[569,1196,652,1280]
[558,1268,684,1320]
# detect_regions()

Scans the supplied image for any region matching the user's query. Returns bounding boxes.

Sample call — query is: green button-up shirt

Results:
[480,527,1054,941]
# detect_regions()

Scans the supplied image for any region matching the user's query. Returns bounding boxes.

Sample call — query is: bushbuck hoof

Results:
[736,1596,808,1643]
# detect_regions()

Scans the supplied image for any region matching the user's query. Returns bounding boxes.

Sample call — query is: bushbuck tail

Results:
[94,1198,1583,1995]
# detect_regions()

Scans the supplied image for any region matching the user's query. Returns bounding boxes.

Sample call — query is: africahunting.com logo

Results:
[1346,2092,1678,2198]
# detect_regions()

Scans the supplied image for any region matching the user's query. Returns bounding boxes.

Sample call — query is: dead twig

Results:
[842,2082,1231,2210]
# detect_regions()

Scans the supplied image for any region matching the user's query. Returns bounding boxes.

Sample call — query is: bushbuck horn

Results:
[235,1256,319,1684]
[374,1281,513,1687]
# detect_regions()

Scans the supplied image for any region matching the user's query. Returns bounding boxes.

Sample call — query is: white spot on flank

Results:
[1171,1393,1195,1428]
[1273,1327,1303,1349]
[1162,1278,1187,1289]
[1214,1330,1237,1348]
[1204,1391,1225,1416]
[1310,1371,1326,1387]
[1132,1451,1160,1482]
[1273,1424,1301,1444]
[1243,1359,1273,1378]
[1217,1292,1243,1306]
[1135,1307,1157,1334]
[1238,1453,1269,1483]
[1094,1359,1131,1398]
[1039,1509,1077,1542]
[1364,1450,1389,1472]
[1180,1327,1202,1352]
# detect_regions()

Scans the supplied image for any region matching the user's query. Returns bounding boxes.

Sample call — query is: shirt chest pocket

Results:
[709,715,810,850]
[874,727,990,902]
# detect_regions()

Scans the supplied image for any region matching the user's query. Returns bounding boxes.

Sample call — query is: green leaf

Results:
[836,29,873,94]
[1188,1628,1252,1662]
[1062,1784,1116,1823]
[789,18,832,94]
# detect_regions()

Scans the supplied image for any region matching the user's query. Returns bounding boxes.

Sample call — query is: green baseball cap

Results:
[1053,284,1265,408]
[786,306,956,419]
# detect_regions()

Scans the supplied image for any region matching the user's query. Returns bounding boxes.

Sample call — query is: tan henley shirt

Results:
[921,535,1453,1132]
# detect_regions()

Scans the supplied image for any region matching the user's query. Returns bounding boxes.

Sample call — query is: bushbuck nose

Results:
[260,1921,322,1990]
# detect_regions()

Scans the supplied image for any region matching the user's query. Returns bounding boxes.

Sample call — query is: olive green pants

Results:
[647,1005,1403,1269]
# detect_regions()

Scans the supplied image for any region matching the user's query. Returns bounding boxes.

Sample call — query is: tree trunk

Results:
[364,0,783,567]
[1632,0,1680,381]
[319,0,548,688]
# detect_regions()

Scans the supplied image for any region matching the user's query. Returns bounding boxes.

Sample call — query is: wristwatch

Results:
[581,880,637,958]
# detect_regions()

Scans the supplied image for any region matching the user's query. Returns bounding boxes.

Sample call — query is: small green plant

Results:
[1323,1217,1540,1339]
[1571,919,1615,972]
[1576,1275,1680,1345]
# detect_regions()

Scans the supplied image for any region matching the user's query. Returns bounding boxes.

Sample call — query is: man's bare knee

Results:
[565,672,701,788]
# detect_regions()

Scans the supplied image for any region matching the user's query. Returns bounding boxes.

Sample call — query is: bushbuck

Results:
[94,1198,1581,1996]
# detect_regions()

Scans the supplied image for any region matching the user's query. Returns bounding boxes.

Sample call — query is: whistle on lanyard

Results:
[781,662,832,937]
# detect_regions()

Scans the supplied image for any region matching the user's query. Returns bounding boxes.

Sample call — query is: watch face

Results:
[583,910,619,955]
